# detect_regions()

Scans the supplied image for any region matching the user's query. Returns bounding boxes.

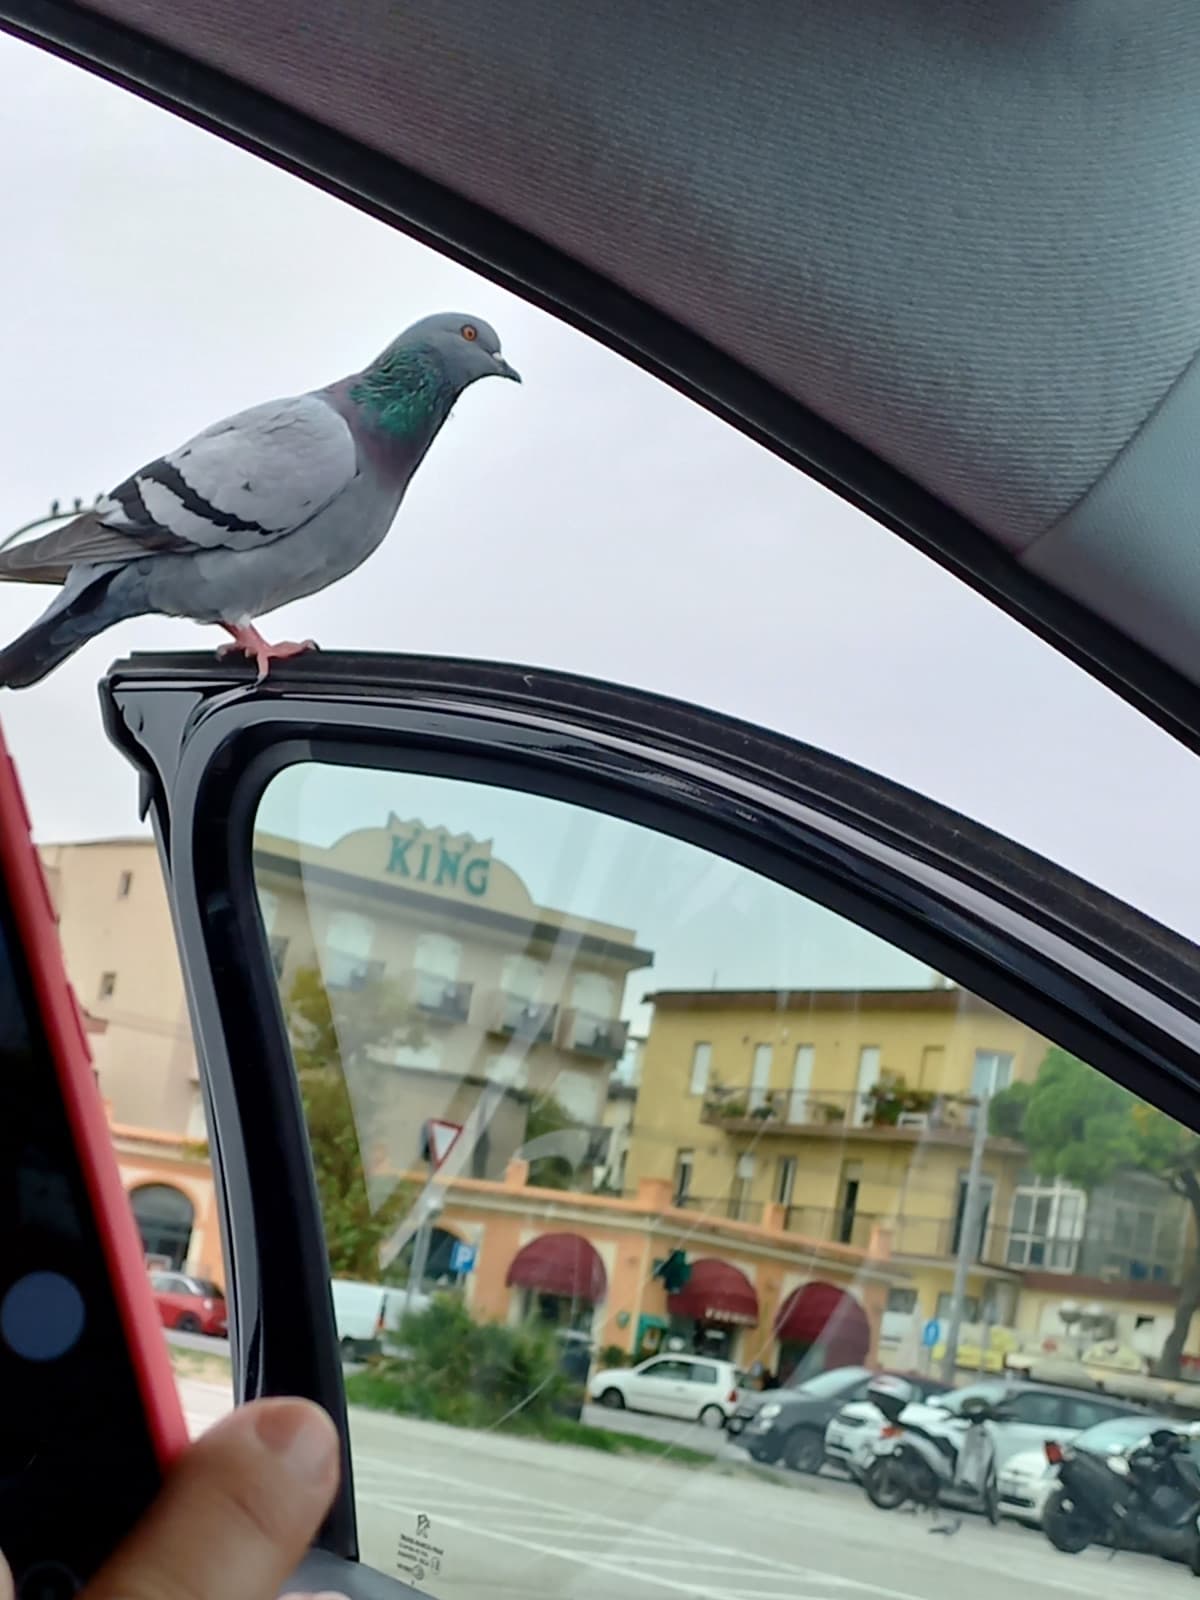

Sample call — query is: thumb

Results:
[84,1398,340,1600]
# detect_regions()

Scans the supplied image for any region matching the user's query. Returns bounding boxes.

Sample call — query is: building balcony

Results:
[700,1084,995,1142]
[485,991,557,1044]
[557,1008,628,1060]
[412,971,473,1023]
[323,952,385,992]
[779,1206,1185,1286]
[671,1193,766,1225]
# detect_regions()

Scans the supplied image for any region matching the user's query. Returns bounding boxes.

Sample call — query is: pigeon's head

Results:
[400,312,521,391]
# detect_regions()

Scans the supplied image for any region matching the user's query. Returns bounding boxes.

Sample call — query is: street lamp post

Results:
[940,1090,991,1382]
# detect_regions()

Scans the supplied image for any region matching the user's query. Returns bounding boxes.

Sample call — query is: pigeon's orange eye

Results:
[461,324,478,342]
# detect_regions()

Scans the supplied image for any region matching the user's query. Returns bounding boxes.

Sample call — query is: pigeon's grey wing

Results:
[0,395,358,585]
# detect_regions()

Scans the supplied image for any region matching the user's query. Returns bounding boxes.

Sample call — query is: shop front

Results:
[775,1279,871,1382]
[666,1257,760,1361]
[506,1231,608,1333]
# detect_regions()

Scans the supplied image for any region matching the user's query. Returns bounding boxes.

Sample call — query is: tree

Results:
[285,964,419,1279]
[991,1047,1200,1376]
[520,1092,589,1190]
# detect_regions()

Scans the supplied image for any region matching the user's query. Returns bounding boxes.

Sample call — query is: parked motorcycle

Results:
[861,1378,1000,1523]
[1043,1426,1200,1572]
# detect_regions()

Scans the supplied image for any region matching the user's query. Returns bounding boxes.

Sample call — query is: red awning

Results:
[506,1233,607,1303]
[668,1258,759,1327]
[775,1281,870,1363]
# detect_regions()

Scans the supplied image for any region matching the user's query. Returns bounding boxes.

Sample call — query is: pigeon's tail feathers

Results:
[0,567,147,688]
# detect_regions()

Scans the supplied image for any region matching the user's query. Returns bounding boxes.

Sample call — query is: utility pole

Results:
[941,1091,990,1383]
[402,1188,443,1321]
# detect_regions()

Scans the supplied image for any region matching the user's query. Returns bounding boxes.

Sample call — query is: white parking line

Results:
[356,1476,931,1600]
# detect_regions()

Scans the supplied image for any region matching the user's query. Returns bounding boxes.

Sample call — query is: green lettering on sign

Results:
[386,830,491,898]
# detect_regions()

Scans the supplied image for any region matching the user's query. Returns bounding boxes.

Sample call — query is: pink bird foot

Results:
[217,622,318,681]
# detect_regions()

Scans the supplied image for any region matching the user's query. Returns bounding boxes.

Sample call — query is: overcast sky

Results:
[3,34,1200,947]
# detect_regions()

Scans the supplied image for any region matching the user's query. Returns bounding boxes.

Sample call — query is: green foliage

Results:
[989,1048,1198,1192]
[598,1343,630,1369]
[866,1072,937,1127]
[991,1046,1200,1378]
[522,1092,581,1190]
[344,1305,710,1464]
[285,964,419,1279]
[347,1297,573,1427]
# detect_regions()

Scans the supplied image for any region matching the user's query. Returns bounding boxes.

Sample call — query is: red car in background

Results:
[149,1270,227,1337]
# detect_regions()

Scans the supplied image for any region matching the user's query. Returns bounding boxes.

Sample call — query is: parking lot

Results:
[180,1377,1196,1600]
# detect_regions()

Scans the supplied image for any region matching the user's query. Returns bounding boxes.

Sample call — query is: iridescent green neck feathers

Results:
[349,344,453,440]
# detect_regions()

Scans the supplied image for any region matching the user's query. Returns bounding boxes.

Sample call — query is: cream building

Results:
[39,838,204,1137]
[255,815,654,1182]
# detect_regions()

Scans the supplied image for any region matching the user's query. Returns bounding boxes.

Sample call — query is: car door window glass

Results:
[1062,1397,1117,1431]
[252,757,1200,1593]
[1005,1392,1068,1428]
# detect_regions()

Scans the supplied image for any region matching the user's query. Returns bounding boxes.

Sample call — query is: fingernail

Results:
[254,1401,338,1486]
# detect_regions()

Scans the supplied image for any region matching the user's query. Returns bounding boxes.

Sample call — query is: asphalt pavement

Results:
[178,1377,1195,1600]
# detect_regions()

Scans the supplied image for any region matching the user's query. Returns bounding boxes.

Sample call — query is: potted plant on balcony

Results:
[866,1073,937,1126]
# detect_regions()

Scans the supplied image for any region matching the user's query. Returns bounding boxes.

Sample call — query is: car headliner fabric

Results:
[47,1,1200,679]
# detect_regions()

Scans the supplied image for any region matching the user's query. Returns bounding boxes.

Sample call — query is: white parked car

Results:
[589,1354,743,1428]
[330,1278,429,1358]
[835,1378,1143,1481]
[999,1413,1180,1527]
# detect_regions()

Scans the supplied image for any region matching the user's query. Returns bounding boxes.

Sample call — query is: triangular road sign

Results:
[424,1118,463,1170]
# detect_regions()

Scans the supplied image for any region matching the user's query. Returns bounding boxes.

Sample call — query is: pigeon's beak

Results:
[493,353,521,383]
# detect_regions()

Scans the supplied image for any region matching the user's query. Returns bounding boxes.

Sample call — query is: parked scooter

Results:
[861,1377,1000,1524]
[1043,1426,1200,1572]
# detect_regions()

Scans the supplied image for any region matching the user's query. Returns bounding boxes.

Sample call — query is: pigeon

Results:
[0,312,519,686]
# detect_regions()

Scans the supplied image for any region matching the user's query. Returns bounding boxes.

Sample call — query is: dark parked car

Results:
[731,1367,947,1472]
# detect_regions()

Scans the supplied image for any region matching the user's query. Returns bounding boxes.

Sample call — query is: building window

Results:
[788,1044,814,1122]
[322,911,378,990]
[968,1050,1014,1123]
[673,1149,694,1207]
[936,1291,980,1322]
[1006,1178,1086,1271]
[99,971,116,1000]
[775,1156,797,1208]
[887,1287,918,1316]
[689,1042,712,1096]
[749,1044,773,1113]
[729,1152,755,1220]
[951,1172,995,1258]
[853,1045,881,1125]
[388,1040,443,1074]
[117,870,133,898]
[837,1160,862,1244]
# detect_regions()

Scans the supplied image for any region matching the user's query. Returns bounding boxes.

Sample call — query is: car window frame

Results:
[100,658,1200,1566]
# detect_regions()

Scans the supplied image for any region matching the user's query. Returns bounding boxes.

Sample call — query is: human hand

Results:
[0,1398,345,1600]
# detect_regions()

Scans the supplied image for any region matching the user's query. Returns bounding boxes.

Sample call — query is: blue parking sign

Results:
[922,1318,941,1348]
[450,1241,478,1275]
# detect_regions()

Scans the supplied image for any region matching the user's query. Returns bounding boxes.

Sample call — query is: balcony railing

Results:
[673,1193,765,1224]
[413,971,473,1023]
[701,1084,974,1134]
[486,991,557,1044]
[558,1008,628,1060]
[781,1206,1184,1285]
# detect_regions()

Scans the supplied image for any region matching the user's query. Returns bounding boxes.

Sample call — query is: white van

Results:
[330,1278,429,1358]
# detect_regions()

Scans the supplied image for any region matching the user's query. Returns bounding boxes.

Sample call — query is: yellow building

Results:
[628,985,1198,1363]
